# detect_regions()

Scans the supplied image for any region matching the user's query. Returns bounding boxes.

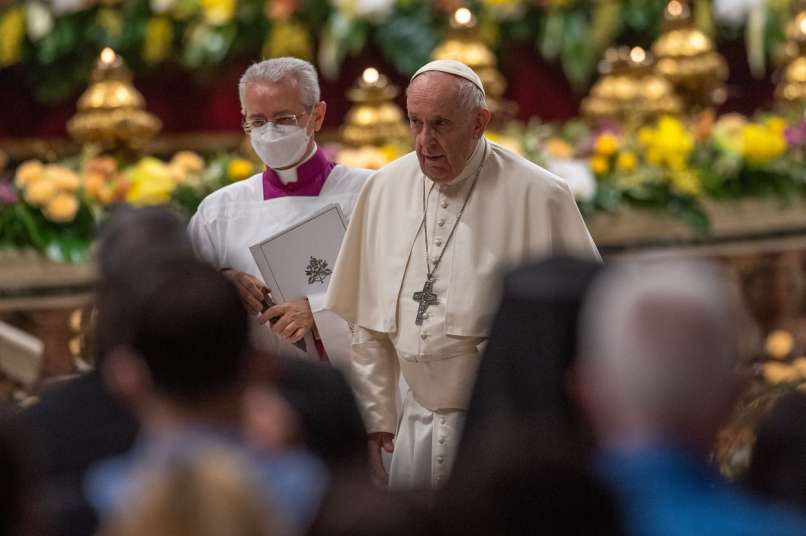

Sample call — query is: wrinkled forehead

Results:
[243,76,304,115]
[406,72,463,114]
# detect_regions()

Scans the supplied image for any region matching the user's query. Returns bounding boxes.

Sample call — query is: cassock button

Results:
[434,239,443,247]
[441,201,448,209]
[420,333,428,340]
[421,313,430,320]
[431,256,439,264]
[437,456,444,464]
[438,437,446,445]
[437,219,446,227]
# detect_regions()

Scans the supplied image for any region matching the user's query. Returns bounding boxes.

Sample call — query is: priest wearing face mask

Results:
[189,57,370,365]
[326,60,600,490]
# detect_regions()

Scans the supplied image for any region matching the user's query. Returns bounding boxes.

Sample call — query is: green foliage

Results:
[2,1,793,104]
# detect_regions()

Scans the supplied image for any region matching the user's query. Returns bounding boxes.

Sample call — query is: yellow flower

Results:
[670,169,702,197]
[484,131,522,155]
[143,16,173,64]
[590,156,609,175]
[263,20,313,61]
[0,6,25,67]
[170,151,205,173]
[43,192,79,223]
[83,156,118,178]
[594,132,619,157]
[83,172,116,205]
[45,165,81,192]
[765,116,787,134]
[24,179,57,207]
[544,138,574,159]
[616,151,637,172]
[125,157,176,205]
[712,113,746,154]
[638,116,694,171]
[741,123,787,166]
[638,127,654,146]
[15,160,44,188]
[201,0,236,26]
[227,158,255,182]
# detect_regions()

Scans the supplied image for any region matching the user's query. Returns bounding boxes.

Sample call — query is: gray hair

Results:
[238,57,321,112]
[407,72,487,113]
[456,77,487,112]
[578,259,750,433]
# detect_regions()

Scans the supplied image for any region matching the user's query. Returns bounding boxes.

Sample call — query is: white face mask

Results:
[250,117,312,170]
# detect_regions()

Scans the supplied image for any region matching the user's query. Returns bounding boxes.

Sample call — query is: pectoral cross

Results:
[413,278,438,326]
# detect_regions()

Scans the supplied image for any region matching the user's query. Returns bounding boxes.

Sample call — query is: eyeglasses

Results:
[242,111,309,133]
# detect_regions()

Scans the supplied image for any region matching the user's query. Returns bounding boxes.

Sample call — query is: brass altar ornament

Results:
[341,67,409,147]
[652,0,728,110]
[775,6,806,110]
[431,7,512,120]
[67,48,161,151]
[581,46,683,126]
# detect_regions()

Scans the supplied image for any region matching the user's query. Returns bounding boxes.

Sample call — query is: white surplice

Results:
[188,165,370,368]
[326,138,600,489]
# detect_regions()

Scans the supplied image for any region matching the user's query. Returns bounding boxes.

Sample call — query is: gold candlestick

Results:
[431,7,514,122]
[341,67,409,147]
[652,0,728,110]
[67,48,161,152]
[581,46,683,126]
[775,6,806,111]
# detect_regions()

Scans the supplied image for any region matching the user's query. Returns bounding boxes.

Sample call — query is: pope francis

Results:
[325,60,600,490]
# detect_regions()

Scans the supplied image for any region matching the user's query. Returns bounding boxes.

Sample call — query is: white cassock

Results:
[188,163,370,369]
[325,138,600,489]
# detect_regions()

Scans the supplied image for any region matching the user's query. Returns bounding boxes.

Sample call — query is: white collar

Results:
[429,137,486,190]
[276,143,318,185]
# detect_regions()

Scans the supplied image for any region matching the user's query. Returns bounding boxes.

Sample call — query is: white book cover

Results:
[249,203,347,305]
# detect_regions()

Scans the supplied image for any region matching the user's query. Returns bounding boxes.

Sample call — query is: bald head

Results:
[577,260,749,449]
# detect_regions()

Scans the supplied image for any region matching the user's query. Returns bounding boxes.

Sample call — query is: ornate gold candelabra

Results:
[340,67,409,147]
[652,0,728,110]
[431,7,513,121]
[775,5,806,110]
[581,46,683,126]
[67,48,161,151]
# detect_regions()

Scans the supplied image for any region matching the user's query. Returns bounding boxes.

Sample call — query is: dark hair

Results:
[274,356,368,471]
[130,261,250,401]
[745,391,806,512]
[94,206,197,362]
[458,256,603,469]
[0,420,31,535]
[437,423,622,536]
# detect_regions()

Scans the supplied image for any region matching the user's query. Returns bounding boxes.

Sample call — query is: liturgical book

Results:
[249,203,347,356]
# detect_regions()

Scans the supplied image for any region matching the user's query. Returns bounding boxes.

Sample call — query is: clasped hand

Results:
[222,269,313,343]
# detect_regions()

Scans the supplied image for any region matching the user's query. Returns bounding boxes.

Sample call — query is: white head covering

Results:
[410,59,485,96]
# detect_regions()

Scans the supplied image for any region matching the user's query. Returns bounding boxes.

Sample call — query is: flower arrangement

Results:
[0,151,257,263]
[0,1,794,103]
[524,113,806,234]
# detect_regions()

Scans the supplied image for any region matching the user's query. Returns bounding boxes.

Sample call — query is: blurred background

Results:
[1,0,806,478]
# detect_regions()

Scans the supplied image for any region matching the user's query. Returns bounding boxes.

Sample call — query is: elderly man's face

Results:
[406,73,490,183]
[243,77,325,136]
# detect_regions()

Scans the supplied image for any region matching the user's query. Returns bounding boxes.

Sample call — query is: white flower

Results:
[48,0,86,16]
[713,0,766,27]
[331,0,394,18]
[26,1,53,41]
[150,0,177,14]
[547,158,597,203]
